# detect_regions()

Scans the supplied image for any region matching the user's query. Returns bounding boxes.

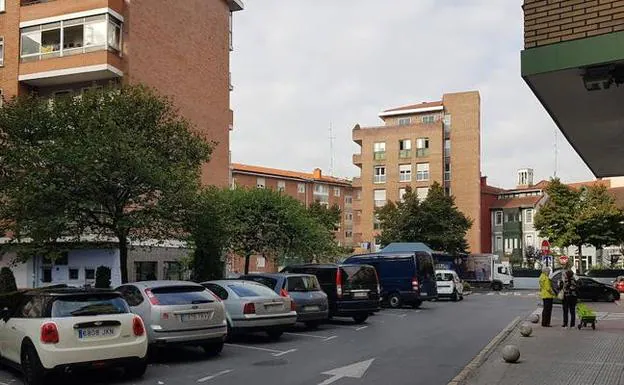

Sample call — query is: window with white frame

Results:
[399,188,407,203]
[277,180,286,192]
[525,209,534,224]
[228,11,233,51]
[345,230,353,238]
[399,164,411,182]
[416,138,429,149]
[526,234,534,247]
[416,187,429,202]
[334,187,341,197]
[494,211,503,226]
[20,14,122,62]
[399,139,411,150]
[374,189,386,207]
[314,184,329,195]
[373,142,385,152]
[345,196,353,204]
[256,177,265,189]
[416,163,429,181]
[422,115,435,124]
[0,0,4,13]
[345,212,353,221]
[0,37,4,66]
[398,117,411,126]
[444,162,451,181]
[297,183,306,193]
[495,236,503,251]
[374,166,386,183]
[444,139,451,155]
[256,256,266,268]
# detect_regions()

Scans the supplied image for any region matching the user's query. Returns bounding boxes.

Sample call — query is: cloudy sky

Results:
[230,0,594,189]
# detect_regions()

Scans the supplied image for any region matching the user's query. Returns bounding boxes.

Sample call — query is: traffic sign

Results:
[559,255,569,265]
[541,240,550,254]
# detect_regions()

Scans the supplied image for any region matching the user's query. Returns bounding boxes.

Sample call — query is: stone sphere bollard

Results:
[520,323,533,337]
[502,345,520,363]
[529,313,539,324]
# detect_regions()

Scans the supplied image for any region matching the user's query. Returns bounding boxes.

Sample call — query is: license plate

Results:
[353,292,368,299]
[265,303,284,311]
[181,312,210,322]
[421,292,428,296]
[78,327,115,339]
[304,305,320,312]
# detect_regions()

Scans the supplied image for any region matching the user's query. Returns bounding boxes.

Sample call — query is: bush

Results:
[0,267,18,293]
[586,269,624,278]
[95,266,112,288]
[462,281,472,292]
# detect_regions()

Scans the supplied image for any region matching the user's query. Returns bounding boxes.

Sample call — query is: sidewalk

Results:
[464,302,624,385]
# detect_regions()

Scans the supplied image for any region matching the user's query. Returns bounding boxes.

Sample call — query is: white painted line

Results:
[285,332,334,339]
[413,310,422,313]
[356,326,368,331]
[514,292,522,296]
[197,369,233,383]
[324,335,338,342]
[225,343,282,354]
[328,325,358,330]
[272,348,297,357]
[378,312,408,318]
[486,292,495,296]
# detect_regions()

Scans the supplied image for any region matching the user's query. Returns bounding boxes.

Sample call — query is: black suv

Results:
[281,264,380,323]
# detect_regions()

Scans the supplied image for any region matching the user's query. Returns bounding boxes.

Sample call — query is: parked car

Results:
[614,276,624,293]
[0,288,148,385]
[116,281,227,355]
[343,251,438,308]
[239,273,329,328]
[280,263,380,323]
[576,277,620,302]
[201,280,297,340]
[435,269,464,301]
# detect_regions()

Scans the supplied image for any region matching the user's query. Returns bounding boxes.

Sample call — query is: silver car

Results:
[116,281,227,355]
[202,280,297,340]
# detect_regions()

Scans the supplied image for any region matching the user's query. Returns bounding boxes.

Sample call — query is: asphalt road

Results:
[0,293,536,385]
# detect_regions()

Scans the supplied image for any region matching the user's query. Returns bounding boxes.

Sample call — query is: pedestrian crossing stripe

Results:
[471,292,538,297]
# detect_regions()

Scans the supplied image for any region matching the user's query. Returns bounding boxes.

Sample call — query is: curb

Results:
[446,315,522,385]
[463,291,473,296]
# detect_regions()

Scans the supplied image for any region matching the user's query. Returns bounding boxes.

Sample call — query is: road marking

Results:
[324,335,338,342]
[486,292,495,296]
[356,326,368,331]
[197,369,233,383]
[514,292,522,296]
[285,332,335,339]
[272,348,297,357]
[225,343,282,354]
[328,324,359,330]
[318,358,375,385]
[378,312,408,318]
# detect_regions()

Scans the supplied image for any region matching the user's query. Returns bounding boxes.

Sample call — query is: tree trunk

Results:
[244,254,251,274]
[118,234,129,283]
[577,244,583,275]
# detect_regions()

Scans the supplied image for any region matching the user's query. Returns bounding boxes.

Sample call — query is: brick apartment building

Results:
[0,0,243,187]
[352,91,482,253]
[229,163,355,274]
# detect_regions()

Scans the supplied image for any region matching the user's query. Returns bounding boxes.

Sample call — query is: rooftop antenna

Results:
[554,128,558,178]
[329,122,335,176]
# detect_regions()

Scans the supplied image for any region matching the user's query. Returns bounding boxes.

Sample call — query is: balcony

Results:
[20,0,124,22]
[399,149,411,159]
[373,151,386,161]
[415,148,429,157]
[352,124,363,146]
[352,153,362,167]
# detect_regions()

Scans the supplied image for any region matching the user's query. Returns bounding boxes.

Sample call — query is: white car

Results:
[0,288,148,385]
[435,269,464,301]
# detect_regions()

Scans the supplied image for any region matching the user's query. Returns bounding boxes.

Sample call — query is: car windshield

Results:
[287,276,321,292]
[228,283,278,297]
[150,286,214,305]
[436,273,454,281]
[51,295,128,317]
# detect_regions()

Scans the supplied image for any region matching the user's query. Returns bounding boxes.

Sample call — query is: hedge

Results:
[586,269,624,278]
[512,268,542,278]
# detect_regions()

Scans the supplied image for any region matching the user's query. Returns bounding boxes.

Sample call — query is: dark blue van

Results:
[343,251,437,308]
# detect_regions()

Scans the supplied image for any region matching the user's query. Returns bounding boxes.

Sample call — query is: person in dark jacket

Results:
[558,269,578,328]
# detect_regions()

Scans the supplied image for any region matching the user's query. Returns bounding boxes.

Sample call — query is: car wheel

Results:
[267,330,283,340]
[412,300,422,309]
[451,290,459,302]
[388,293,402,309]
[353,314,368,324]
[21,342,46,385]
[125,359,148,379]
[606,292,616,302]
[202,341,224,356]
[305,321,321,329]
[492,282,502,291]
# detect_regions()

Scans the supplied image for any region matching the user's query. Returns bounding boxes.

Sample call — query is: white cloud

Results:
[230,0,594,189]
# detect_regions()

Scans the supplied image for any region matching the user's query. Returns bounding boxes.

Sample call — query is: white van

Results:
[435,269,464,301]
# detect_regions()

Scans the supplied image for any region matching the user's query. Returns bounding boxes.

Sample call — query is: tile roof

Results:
[490,195,543,209]
[231,163,351,186]
[383,101,443,113]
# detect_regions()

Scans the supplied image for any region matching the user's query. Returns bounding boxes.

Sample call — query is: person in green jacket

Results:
[539,266,555,327]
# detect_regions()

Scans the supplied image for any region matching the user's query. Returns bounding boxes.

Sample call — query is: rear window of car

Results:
[228,283,278,298]
[416,252,435,279]
[287,276,321,292]
[436,273,454,281]
[150,286,214,305]
[240,276,278,290]
[51,295,129,317]
[340,265,377,287]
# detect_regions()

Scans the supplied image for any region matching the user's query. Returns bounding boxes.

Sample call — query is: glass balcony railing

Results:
[399,149,411,159]
[373,151,386,161]
[415,148,429,157]
[21,0,55,5]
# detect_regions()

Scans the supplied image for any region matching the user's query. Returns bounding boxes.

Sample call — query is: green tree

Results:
[307,202,341,232]
[0,85,212,283]
[534,178,580,250]
[376,183,472,253]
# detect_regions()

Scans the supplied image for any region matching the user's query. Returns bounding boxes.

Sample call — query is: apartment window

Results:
[398,117,411,126]
[334,187,341,197]
[399,164,411,182]
[345,212,353,221]
[256,256,266,268]
[85,269,95,280]
[373,142,386,160]
[513,238,518,249]
[494,211,503,226]
[495,236,503,251]
[444,162,451,181]
[399,139,411,158]
[314,184,329,195]
[416,163,429,181]
[228,11,233,51]
[0,0,4,13]
[297,183,306,194]
[416,138,429,157]
[422,115,435,124]
[20,14,122,62]
[41,267,52,283]
[345,196,353,205]
[399,188,407,203]
[69,268,79,280]
[525,209,534,224]
[277,180,286,192]
[0,37,4,66]
[444,139,451,155]
[416,187,429,202]
[345,230,353,238]
[256,177,266,189]
[526,234,534,248]
[374,166,386,184]
[374,189,386,207]
[356,190,362,200]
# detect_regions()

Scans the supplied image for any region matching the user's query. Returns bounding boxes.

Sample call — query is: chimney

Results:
[313,168,322,179]
[517,168,534,189]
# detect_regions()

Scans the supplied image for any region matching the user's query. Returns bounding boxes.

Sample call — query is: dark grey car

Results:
[239,273,329,328]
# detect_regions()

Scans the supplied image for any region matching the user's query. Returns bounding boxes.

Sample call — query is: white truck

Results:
[433,253,514,291]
